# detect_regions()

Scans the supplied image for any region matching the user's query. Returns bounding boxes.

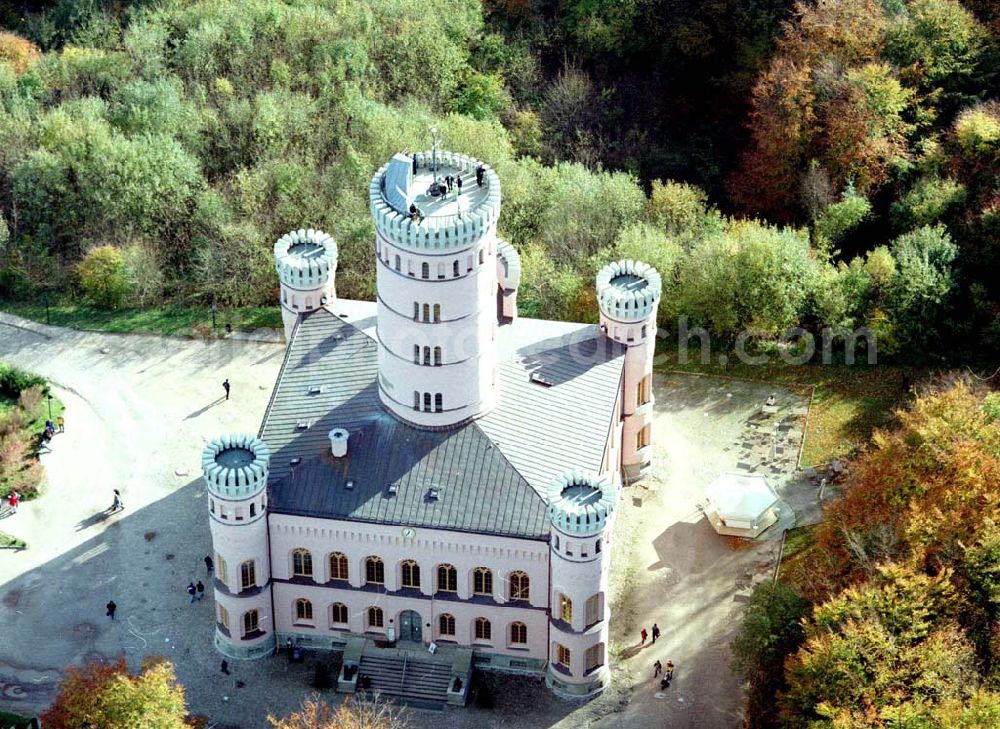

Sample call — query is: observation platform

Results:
[369,150,501,252]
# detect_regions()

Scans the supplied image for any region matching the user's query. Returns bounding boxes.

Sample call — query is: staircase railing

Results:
[400,654,408,692]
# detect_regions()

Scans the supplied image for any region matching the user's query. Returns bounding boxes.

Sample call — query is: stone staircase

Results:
[357,652,454,710]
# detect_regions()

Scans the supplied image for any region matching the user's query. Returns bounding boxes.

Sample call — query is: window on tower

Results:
[453,260,459,277]
[433,347,441,366]
[434,393,443,412]
[394,254,400,271]
[423,392,431,410]
[423,303,430,322]
[423,347,431,365]
[433,304,440,322]
[421,262,429,279]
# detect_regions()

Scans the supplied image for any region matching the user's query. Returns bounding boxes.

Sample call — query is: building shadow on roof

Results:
[515,333,625,388]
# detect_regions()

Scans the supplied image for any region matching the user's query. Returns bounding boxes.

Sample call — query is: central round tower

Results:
[369,150,502,427]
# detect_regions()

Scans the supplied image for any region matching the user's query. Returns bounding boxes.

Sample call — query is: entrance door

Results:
[399,610,422,642]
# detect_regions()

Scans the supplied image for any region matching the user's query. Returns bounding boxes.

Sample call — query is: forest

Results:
[0,0,995,363]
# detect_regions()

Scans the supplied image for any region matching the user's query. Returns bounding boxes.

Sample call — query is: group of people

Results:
[186,580,206,603]
[653,659,676,689]
[41,416,64,443]
[639,624,676,689]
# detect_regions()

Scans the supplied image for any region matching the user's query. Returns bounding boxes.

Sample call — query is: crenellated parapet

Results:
[496,239,521,290]
[202,433,270,501]
[273,229,338,292]
[369,150,501,253]
[546,471,617,537]
[595,259,661,324]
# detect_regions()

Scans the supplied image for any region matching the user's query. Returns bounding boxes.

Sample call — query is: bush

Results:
[77,245,129,309]
[0,363,46,399]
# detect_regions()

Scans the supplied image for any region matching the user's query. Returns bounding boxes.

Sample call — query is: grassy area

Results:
[655,350,918,466]
[1,391,64,440]
[1,302,282,337]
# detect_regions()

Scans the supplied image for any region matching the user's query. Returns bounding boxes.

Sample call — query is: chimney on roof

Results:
[328,428,349,457]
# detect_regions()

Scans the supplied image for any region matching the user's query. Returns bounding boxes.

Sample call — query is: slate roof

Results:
[259,303,625,540]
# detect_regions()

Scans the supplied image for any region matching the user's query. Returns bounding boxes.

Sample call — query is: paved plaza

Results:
[0,314,814,727]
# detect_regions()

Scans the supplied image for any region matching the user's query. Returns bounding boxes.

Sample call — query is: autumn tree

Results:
[268,694,409,729]
[42,657,191,729]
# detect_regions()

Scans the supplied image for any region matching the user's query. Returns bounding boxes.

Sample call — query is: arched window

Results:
[433,304,440,322]
[434,393,443,412]
[437,564,457,593]
[305,296,312,310]
[423,347,431,365]
[433,347,441,366]
[479,250,485,265]
[329,552,348,581]
[413,345,420,364]
[292,548,313,578]
[209,499,214,513]
[466,255,473,272]
[240,560,256,590]
[453,260,459,277]
[413,302,419,320]
[437,262,445,279]
[559,594,573,623]
[294,598,313,622]
[473,567,493,596]
[218,604,230,630]
[367,606,384,629]
[423,393,431,410]
[217,554,228,584]
[510,621,527,645]
[331,603,348,625]
[509,571,530,601]
[422,303,430,322]
[249,502,256,517]
[364,556,384,585]
[474,617,491,641]
[394,254,400,271]
[439,613,456,637]
[242,609,259,637]
[401,560,420,589]
[421,262,429,279]
[413,391,420,410]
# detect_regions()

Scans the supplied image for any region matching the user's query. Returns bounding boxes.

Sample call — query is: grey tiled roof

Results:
[258,304,625,540]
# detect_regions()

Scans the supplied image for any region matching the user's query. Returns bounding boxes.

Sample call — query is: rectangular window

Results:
[636,425,650,450]
[585,644,603,671]
[585,594,601,626]
[637,376,650,406]
[217,554,228,584]
[557,644,571,667]
[218,604,229,630]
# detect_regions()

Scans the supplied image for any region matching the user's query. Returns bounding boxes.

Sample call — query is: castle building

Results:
[203,149,660,701]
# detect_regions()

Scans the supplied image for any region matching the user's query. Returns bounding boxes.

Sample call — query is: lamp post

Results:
[210,298,217,332]
[43,292,50,326]
[429,126,440,176]
[46,393,52,421]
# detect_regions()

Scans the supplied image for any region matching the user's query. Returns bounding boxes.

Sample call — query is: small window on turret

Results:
[250,503,256,517]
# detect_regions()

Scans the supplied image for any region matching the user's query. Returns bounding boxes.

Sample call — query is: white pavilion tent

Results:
[704,472,780,539]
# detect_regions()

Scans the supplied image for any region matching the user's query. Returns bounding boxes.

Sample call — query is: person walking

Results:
[456,175,463,195]
[220,659,230,675]
[475,164,485,187]
[651,623,661,643]
[665,660,675,681]
[111,489,123,512]
[106,600,117,620]
[653,659,662,678]
[57,416,65,433]
[196,580,205,601]
[445,174,454,192]
[187,582,197,604]
[222,379,230,401]
[204,555,214,574]
[8,491,19,514]
[640,627,648,645]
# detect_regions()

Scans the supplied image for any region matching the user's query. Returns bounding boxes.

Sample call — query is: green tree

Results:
[731,581,809,727]
[888,223,958,349]
[77,245,128,309]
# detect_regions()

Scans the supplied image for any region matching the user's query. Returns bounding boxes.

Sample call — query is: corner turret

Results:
[597,260,661,478]
[204,434,275,660]
[545,471,618,699]
[274,229,338,342]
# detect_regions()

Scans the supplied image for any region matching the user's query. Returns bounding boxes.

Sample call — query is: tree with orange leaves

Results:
[42,656,191,729]
[268,694,409,729]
